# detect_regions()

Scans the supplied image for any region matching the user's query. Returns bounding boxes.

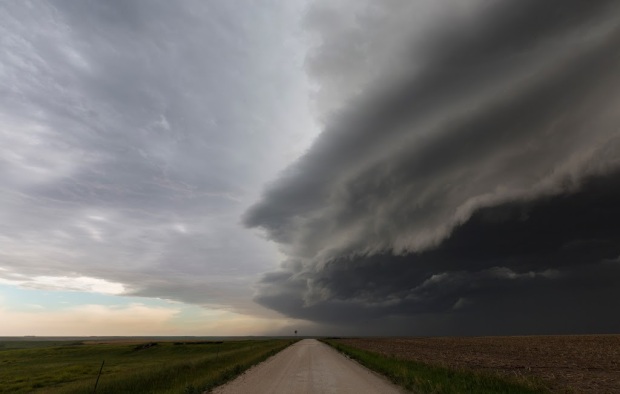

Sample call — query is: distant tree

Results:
[294,330,298,336]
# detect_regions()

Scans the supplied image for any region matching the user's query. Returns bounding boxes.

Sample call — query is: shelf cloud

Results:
[245,0,620,334]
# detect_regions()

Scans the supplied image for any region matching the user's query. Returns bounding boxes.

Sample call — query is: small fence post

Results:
[93,360,105,393]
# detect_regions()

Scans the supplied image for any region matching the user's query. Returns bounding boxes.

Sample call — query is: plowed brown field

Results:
[335,335,620,393]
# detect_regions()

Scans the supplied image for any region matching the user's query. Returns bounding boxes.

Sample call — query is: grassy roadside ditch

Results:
[322,339,549,394]
[0,339,296,393]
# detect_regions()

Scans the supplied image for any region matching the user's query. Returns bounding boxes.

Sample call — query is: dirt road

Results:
[212,339,406,394]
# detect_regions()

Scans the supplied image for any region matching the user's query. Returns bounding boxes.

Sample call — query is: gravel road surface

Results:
[212,339,406,394]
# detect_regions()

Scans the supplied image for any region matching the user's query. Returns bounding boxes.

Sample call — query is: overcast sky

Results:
[2,1,620,336]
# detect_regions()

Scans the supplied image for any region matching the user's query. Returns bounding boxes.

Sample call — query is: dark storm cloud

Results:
[245,1,620,333]
[255,172,620,334]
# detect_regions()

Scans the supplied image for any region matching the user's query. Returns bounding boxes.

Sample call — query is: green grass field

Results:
[0,338,295,393]
[323,339,549,394]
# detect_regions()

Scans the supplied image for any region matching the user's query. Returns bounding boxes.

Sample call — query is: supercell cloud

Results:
[245,0,620,334]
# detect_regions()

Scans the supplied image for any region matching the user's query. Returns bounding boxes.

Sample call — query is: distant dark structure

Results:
[133,342,158,351]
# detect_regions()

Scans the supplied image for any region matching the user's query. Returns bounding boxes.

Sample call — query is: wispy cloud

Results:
[0,0,315,324]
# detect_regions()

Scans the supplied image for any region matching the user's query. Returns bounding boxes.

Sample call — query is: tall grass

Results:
[323,340,549,394]
[0,339,294,393]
